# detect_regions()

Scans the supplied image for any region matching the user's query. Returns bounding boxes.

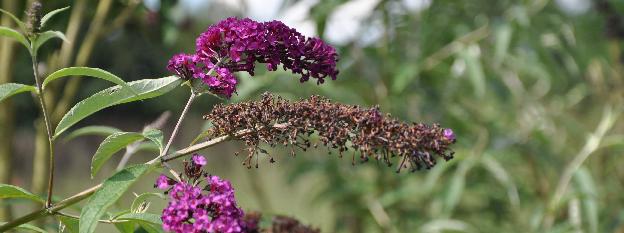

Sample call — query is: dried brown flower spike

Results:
[203,93,456,172]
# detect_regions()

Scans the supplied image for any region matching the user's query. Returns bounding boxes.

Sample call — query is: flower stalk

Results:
[30,43,56,208]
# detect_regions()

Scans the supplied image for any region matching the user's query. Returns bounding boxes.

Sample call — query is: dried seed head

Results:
[203,93,456,172]
[25,1,43,37]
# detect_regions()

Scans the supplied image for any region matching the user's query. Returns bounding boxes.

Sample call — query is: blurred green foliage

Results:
[2,0,624,232]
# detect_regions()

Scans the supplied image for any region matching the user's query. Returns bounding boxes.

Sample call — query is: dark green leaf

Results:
[0,83,36,103]
[80,164,152,233]
[41,6,70,28]
[91,132,145,178]
[64,125,122,142]
[55,76,181,138]
[0,184,44,203]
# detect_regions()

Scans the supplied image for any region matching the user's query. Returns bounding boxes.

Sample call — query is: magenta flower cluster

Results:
[156,154,248,233]
[167,17,339,98]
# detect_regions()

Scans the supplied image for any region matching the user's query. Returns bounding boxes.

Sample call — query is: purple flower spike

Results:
[443,128,455,141]
[159,176,246,233]
[192,154,207,166]
[167,17,339,99]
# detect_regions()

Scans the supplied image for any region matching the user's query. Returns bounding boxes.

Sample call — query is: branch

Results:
[0,123,285,232]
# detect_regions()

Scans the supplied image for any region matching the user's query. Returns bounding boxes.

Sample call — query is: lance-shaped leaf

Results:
[0,26,29,50]
[0,83,36,103]
[57,215,79,233]
[80,164,152,233]
[0,184,44,203]
[114,222,136,233]
[41,6,70,28]
[55,76,181,138]
[64,125,122,142]
[0,9,26,31]
[115,213,163,226]
[33,30,68,53]
[0,222,47,233]
[43,67,129,90]
[91,132,145,178]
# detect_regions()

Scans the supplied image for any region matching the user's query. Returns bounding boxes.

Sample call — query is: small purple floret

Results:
[443,128,455,141]
[191,154,207,166]
[155,175,171,190]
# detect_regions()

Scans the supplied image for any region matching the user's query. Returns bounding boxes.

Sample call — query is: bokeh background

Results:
[1,0,624,232]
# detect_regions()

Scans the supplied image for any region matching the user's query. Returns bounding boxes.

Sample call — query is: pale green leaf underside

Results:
[142,129,164,154]
[64,125,122,142]
[54,76,181,138]
[80,164,152,233]
[0,83,36,103]
[41,6,70,28]
[116,212,163,226]
[43,67,128,90]
[33,30,68,53]
[0,26,29,51]
[0,184,44,203]
[0,222,47,233]
[91,132,144,178]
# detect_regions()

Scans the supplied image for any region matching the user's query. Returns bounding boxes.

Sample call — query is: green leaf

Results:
[0,26,29,51]
[114,221,136,233]
[0,83,36,103]
[55,76,182,138]
[57,215,80,233]
[116,213,163,226]
[33,30,68,53]
[64,125,122,142]
[0,184,44,203]
[391,65,419,94]
[142,129,164,154]
[0,222,47,233]
[131,192,165,213]
[574,167,598,233]
[43,67,131,90]
[137,222,164,233]
[80,164,152,233]
[444,157,476,216]
[481,156,520,208]
[459,44,486,98]
[91,132,145,178]
[41,6,70,28]
[0,9,25,31]
[135,142,160,154]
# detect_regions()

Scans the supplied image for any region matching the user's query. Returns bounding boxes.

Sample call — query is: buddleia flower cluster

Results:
[167,17,339,98]
[203,93,456,172]
[156,154,252,233]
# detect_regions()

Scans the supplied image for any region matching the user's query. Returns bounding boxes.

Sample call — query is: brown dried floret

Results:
[203,93,456,172]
